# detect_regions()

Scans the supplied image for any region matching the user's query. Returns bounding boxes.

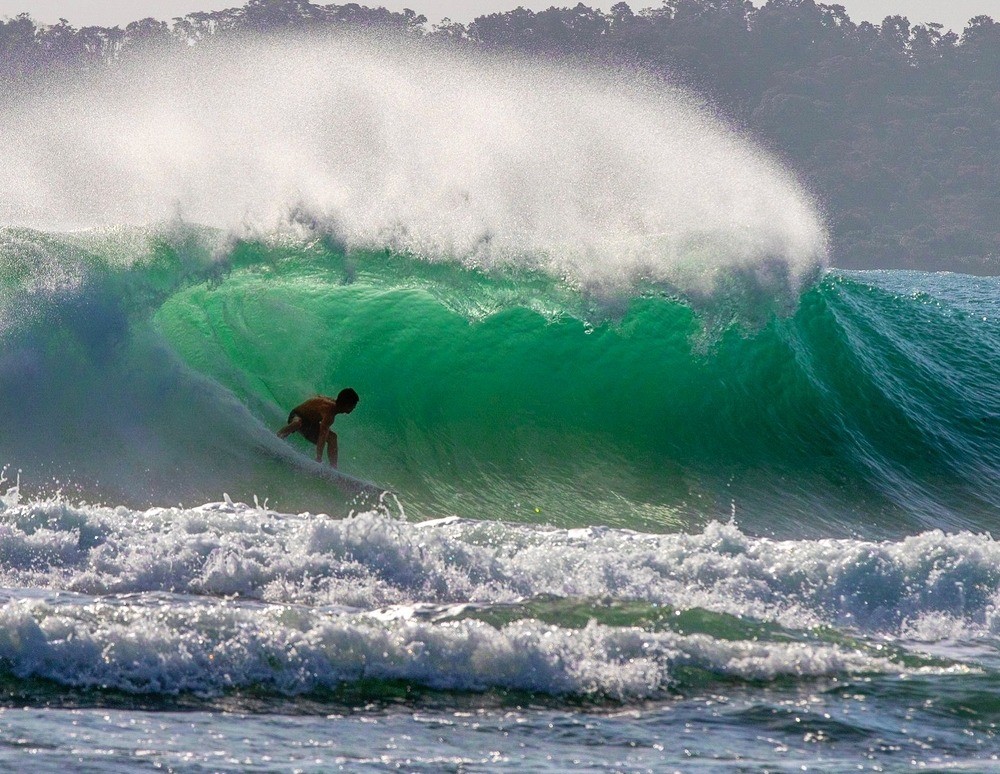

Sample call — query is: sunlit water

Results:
[2,31,999,773]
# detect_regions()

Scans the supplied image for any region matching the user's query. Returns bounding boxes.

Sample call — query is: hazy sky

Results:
[0,0,989,33]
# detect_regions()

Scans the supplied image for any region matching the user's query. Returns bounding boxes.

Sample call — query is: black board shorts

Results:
[289,410,322,444]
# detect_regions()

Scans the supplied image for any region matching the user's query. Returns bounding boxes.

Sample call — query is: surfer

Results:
[277,388,359,468]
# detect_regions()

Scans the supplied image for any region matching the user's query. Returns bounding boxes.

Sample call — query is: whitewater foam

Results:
[0,34,826,297]
[0,590,935,700]
[2,496,998,641]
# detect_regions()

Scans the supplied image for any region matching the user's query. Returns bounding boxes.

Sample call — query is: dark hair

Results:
[337,387,360,407]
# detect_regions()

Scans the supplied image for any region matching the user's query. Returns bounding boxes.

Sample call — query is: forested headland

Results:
[2,0,997,272]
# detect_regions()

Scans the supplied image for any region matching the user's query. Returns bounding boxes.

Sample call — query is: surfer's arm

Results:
[315,424,329,462]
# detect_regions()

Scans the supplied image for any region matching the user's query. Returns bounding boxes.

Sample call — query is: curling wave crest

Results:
[0,35,826,297]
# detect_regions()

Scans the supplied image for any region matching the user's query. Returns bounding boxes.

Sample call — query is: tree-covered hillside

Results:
[2,0,998,271]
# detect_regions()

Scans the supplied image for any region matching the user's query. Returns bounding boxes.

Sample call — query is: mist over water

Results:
[0,33,826,296]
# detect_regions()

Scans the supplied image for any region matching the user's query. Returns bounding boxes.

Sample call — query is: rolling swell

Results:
[3,228,999,535]
[148,241,1000,536]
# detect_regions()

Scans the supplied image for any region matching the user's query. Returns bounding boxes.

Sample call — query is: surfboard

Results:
[309,462,390,500]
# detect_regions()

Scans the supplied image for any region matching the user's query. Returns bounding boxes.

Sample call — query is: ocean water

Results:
[2,33,999,772]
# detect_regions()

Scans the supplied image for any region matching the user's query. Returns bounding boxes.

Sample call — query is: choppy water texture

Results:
[1,33,999,773]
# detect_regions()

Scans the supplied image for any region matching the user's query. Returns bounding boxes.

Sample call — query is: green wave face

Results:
[156,246,706,529]
[152,244,1000,535]
[3,229,999,534]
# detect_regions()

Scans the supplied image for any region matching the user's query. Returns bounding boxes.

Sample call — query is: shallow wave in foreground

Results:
[0,496,993,700]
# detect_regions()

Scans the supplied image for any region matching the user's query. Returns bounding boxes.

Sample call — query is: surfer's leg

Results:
[277,416,303,438]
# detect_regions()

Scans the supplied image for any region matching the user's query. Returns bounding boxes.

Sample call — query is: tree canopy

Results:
[2,0,997,272]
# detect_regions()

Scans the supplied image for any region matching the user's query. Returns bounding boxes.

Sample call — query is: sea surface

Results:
[1,32,999,773]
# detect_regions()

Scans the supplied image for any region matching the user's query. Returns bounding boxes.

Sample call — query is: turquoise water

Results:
[5,230,1000,534]
[1,228,1000,769]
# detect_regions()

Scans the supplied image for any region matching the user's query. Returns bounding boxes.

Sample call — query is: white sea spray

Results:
[0,34,826,299]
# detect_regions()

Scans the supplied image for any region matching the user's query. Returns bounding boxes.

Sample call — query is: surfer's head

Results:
[336,387,360,414]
